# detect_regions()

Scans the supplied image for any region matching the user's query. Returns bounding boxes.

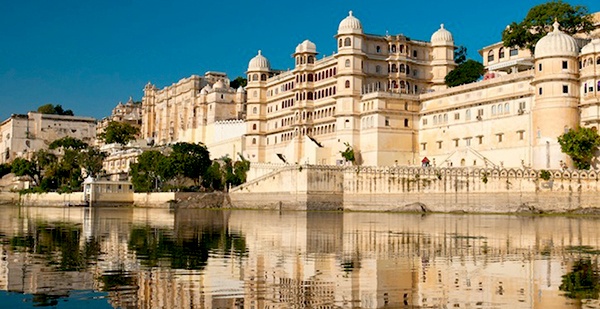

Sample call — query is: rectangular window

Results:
[454,113,460,120]
[454,139,459,147]
[464,137,472,146]
[562,61,568,69]
[413,50,418,58]
[437,141,443,149]
[538,63,542,71]
[539,87,543,95]
[510,48,518,56]
[385,117,390,126]
[518,130,525,140]
[421,143,427,151]
[423,118,428,125]
[563,85,569,94]
[477,135,483,144]
[497,133,503,143]
[477,109,484,116]
[519,102,526,110]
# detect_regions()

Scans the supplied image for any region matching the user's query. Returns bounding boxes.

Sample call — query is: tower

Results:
[430,24,456,91]
[531,21,580,169]
[245,50,271,162]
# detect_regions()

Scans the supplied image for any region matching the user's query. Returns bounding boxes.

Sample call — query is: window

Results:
[487,50,494,62]
[499,47,505,58]
[421,143,427,151]
[404,118,409,127]
[338,39,342,48]
[517,130,525,140]
[454,113,460,120]
[413,50,418,58]
[538,63,542,71]
[562,61,568,69]
[433,116,438,124]
[376,46,381,53]
[510,48,518,56]
[477,109,484,116]
[385,117,390,126]
[252,107,258,114]
[437,141,443,149]
[504,103,510,114]
[345,59,351,67]
[423,118,428,125]
[345,80,350,88]
[563,85,569,94]
[344,38,351,46]
[465,109,471,120]
[454,139,459,147]
[252,138,257,145]
[538,87,543,95]
[404,102,408,110]
[597,81,600,91]
[497,133,503,143]
[477,135,483,144]
[375,65,381,73]
[465,137,472,146]
[492,105,496,115]
[443,114,448,123]
[519,102,526,110]
[598,57,600,65]
[252,124,257,130]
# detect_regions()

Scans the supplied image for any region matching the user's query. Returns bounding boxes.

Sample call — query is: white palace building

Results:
[141,11,600,170]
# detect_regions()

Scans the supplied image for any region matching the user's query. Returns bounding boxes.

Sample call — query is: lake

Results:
[0,205,599,308]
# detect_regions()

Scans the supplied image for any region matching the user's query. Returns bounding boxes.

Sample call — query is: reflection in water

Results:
[0,206,600,308]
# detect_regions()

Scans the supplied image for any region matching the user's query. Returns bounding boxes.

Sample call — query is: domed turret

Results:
[213,80,226,89]
[247,50,271,72]
[338,11,363,35]
[534,21,579,58]
[295,40,317,54]
[581,38,600,56]
[431,24,453,46]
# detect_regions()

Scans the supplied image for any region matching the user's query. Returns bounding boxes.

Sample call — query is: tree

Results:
[558,127,600,170]
[98,121,140,145]
[79,147,106,178]
[36,104,74,116]
[454,45,467,65]
[11,158,39,185]
[340,142,356,164]
[229,76,247,89]
[444,59,485,87]
[0,163,11,178]
[560,259,600,299]
[168,142,212,186]
[130,150,169,192]
[49,136,88,150]
[502,1,594,52]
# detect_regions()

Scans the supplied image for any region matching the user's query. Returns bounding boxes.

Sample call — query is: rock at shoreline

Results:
[388,202,430,213]
[515,204,543,214]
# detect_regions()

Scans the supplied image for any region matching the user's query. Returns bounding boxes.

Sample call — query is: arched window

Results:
[307,74,313,82]
[597,57,600,65]
[307,92,313,100]
[307,56,314,63]
[261,74,267,81]
[252,124,257,130]
[399,81,404,88]
[375,65,381,73]
[252,74,258,81]
[492,105,496,115]
[444,114,448,123]
[345,80,350,88]
[499,47,505,59]
[406,65,410,74]
[344,37,351,46]
[252,138,257,145]
[338,39,342,48]
[399,45,404,53]
[433,116,438,124]
[376,46,381,53]
[399,64,405,73]
[392,81,398,88]
[504,103,510,113]
[487,50,494,62]
[391,64,398,72]
[391,45,397,53]
[252,107,257,114]
[345,59,351,67]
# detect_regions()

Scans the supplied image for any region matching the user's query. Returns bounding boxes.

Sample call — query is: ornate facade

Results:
[141,11,600,170]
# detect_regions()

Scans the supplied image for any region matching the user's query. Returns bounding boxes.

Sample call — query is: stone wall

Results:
[229,165,600,213]
[19,192,85,207]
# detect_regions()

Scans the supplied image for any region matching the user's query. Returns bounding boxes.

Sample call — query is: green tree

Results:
[130,150,169,192]
[11,157,39,185]
[0,163,11,178]
[49,136,88,150]
[502,1,594,52]
[229,76,248,89]
[98,121,140,145]
[79,147,106,178]
[454,45,467,65]
[168,142,212,186]
[340,142,356,164]
[444,59,484,87]
[36,104,74,116]
[558,127,600,170]
[202,161,224,191]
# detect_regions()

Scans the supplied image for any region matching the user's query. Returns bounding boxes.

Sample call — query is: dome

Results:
[202,84,212,92]
[295,40,317,54]
[581,38,600,55]
[247,50,271,71]
[338,11,363,35]
[534,21,579,58]
[431,24,453,46]
[237,86,245,93]
[200,88,208,95]
[213,80,226,89]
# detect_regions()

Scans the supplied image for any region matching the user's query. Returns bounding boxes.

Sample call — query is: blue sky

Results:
[1,0,599,121]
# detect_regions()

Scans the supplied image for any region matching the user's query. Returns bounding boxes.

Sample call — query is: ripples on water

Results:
[0,206,599,308]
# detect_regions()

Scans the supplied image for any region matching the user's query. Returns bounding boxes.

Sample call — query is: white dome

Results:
[534,21,579,58]
[581,38,600,55]
[295,40,317,54]
[247,50,271,71]
[431,24,453,46]
[338,11,363,35]
[213,80,226,89]
[237,87,245,93]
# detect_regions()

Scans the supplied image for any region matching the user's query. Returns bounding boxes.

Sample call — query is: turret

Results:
[531,21,580,169]
[245,50,271,162]
[430,24,456,90]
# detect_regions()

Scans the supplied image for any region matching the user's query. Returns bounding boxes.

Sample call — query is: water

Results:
[0,205,599,308]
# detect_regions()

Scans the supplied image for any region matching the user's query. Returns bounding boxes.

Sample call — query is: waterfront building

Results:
[0,112,96,164]
[141,11,600,170]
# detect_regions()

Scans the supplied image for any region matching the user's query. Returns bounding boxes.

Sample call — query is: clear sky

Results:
[1,0,598,121]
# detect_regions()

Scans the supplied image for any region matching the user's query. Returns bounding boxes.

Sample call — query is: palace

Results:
[141,11,600,170]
